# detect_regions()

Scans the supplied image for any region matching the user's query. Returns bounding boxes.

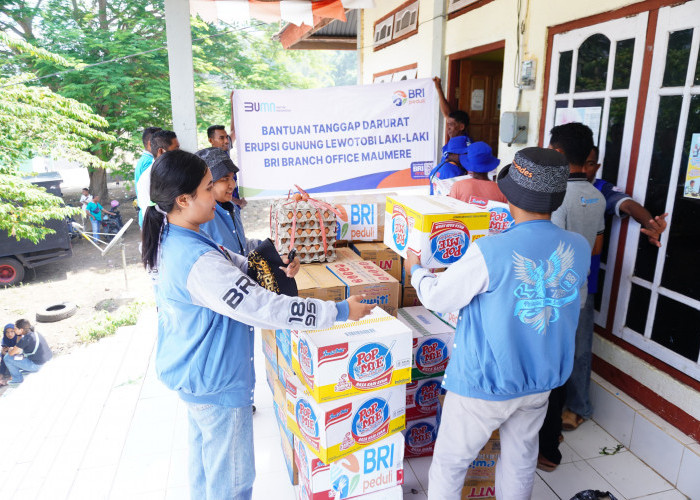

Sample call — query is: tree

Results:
[0,31,114,242]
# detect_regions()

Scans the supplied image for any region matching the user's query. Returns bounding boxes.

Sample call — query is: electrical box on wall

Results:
[519,59,536,89]
[500,112,529,146]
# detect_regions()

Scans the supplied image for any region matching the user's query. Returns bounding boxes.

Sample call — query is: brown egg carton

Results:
[270,200,337,224]
[283,245,337,264]
[278,235,336,247]
[279,224,336,239]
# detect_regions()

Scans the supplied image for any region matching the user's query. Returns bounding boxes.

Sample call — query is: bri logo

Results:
[243,101,276,112]
[416,338,449,374]
[392,91,407,106]
[348,343,394,390]
[351,397,390,445]
[406,422,437,450]
[296,399,320,449]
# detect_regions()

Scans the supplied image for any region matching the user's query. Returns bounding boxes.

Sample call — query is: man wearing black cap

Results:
[407,147,590,499]
[196,147,259,257]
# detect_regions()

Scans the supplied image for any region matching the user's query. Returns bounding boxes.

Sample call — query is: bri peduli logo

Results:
[406,421,437,451]
[415,380,442,412]
[296,399,320,449]
[392,90,407,106]
[416,338,449,374]
[348,343,394,390]
[429,220,469,264]
[351,397,391,445]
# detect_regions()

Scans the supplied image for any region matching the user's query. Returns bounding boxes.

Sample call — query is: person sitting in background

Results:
[134,127,162,190]
[0,323,17,386]
[137,130,180,226]
[429,136,470,195]
[4,319,52,386]
[85,195,115,241]
[449,142,507,204]
[196,147,259,256]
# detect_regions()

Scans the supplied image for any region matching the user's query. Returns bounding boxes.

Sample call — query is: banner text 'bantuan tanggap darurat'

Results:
[232,79,437,198]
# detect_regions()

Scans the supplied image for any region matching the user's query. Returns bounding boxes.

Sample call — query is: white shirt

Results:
[80,194,93,210]
[137,166,152,216]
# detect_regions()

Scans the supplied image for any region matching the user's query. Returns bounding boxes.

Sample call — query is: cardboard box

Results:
[262,328,277,369]
[462,431,500,500]
[384,195,490,268]
[402,284,422,308]
[331,194,389,243]
[432,174,471,197]
[397,306,455,381]
[276,328,293,370]
[295,264,346,302]
[295,432,404,500]
[291,308,412,402]
[351,242,401,281]
[297,484,403,500]
[326,260,400,317]
[285,371,406,464]
[264,356,277,392]
[401,257,445,285]
[405,377,443,419]
[272,400,299,485]
[277,344,294,386]
[432,309,459,329]
[464,196,514,234]
[335,246,363,263]
[403,414,439,457]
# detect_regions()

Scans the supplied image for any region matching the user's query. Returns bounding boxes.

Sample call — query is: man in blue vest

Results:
[408,147,590,499]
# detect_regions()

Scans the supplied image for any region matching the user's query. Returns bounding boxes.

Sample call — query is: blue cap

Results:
[459,142,500,173]
[441,136,470,157]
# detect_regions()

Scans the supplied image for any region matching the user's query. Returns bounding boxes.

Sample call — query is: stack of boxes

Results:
[396,306,455,458]
[286,307,413,499]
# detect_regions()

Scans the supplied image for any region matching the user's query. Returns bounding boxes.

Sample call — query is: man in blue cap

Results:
[429,136,470,195]
[449,142,507,204]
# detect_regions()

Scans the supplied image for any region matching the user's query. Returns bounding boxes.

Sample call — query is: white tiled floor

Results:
[0,309,693,499]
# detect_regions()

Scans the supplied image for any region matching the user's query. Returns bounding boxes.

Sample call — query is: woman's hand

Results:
[280,255,301,278]
[347,294,374,321]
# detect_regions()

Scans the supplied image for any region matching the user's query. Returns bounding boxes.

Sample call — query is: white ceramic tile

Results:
[68,464,117,499]
[630,412,683,485]
[406,456,432,491]
[677,445,700,499]
[563,420,623,460]
[630,489,689,499]
[254,406,283,439]
[167,449,188,489]
[110,453,171,496]
[637,409,696,446]
[590,383,635,448]
[253,471,296,499]
[537,460,625,500]
[121,416,176,458]
[532,473,559,500]
[559,441,583,464]
[588,451,672,499]
[254,434,289,476]
[165,486,190,500]
[402,459,423,495]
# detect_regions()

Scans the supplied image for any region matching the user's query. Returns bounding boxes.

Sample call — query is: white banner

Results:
[232,79,436,198]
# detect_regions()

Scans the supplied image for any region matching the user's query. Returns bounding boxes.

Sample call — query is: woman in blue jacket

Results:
[141,150,372,500]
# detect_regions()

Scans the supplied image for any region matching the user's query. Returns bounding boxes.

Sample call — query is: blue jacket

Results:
[200,203,248,256]
[412,220,590,400]
[154,224,347,407]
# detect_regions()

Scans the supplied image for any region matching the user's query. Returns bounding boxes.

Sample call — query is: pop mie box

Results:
[405,376,444,419]
[294,432,404,500]
[384,195,490,268]
[285,371,406,464]
[350,242,401,281]
[291,308,412,402]
[397,306,455,381]
[402,414,440,458]
[326,260,400,317]
[464,196,514,234]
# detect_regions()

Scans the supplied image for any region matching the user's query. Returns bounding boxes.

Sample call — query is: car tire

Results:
[36,302,78,323]
[0,258,25,287]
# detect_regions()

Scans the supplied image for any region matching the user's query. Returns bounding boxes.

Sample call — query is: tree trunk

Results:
[89,167,109,204]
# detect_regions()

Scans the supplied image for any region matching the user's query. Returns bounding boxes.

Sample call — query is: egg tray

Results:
[270,200,337,224]
[285,245,337,264]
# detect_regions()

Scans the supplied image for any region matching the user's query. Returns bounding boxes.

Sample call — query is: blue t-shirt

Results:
[134,152,154,186]
[429,160,467,195]
[86,201,103,221]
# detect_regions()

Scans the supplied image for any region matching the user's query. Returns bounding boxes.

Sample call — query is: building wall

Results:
[359,0,700,435]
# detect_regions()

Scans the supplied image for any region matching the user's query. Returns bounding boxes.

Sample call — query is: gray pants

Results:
[428,390,550,500]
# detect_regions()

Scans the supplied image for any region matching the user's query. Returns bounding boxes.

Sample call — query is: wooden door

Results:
[457,60,502,151]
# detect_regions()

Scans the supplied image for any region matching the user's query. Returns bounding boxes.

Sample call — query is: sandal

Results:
[562,409,584,431]
[537,454,558,472]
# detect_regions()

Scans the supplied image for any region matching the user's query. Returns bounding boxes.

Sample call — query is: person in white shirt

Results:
[79,188,93,225]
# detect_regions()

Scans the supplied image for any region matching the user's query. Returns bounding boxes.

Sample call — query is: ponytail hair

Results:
[141,150,209,270]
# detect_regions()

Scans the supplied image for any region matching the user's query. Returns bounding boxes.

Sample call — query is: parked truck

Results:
[0,172,72,286]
